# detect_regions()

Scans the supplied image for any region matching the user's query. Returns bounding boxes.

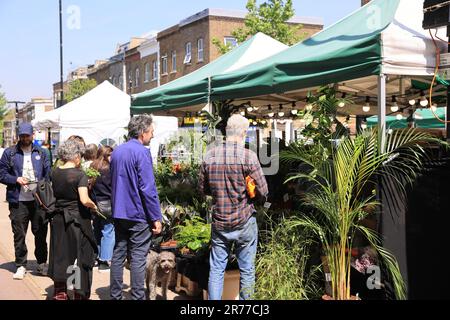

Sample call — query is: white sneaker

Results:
[13,266,26,280]
[37,263,48,276]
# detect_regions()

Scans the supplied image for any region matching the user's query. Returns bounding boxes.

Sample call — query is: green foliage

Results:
[83,166,101,179]
[297,86,352,148]
[0,86,8,145]
[155,160,200,205]
[254,213,323,300]
[65,79,97,102]
[281,128,446,300]
[0,85,7,115]
[173,216,211,253]
[213,0,302,54]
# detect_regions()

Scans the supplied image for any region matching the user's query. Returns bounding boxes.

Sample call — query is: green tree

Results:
[0,85,7,119]
[0,86,8,145]
[213,0,302,54]
[65,78,97,102]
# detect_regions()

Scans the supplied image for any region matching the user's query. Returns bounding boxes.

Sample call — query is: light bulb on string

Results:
[267,104,274,118]
[338,92,346,108]
[278,104,285,117]
[253,106,259,111]
[431,103,438,112]
[240,110,245,116]
[247,106,253,112]
[408,98,416,106]
[420,91,428,107]
[291,102,298,115]
[362,96,371,113]
[390,95,399,112]
[396,114,403,120]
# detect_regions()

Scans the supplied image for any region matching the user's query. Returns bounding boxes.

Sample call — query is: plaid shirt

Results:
[199,141,268,230]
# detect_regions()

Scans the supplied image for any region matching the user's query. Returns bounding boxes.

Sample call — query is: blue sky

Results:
[0,0,361,103]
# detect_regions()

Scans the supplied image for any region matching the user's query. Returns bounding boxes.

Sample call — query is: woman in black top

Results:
[48,139,98,300]
[91,145,114,272]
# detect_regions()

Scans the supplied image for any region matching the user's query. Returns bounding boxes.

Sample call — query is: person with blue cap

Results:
[0,122,51,280]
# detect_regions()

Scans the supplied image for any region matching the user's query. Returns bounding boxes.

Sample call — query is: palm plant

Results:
[281,128,445,300]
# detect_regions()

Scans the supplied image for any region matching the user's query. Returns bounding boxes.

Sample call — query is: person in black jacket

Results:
[90,145,115,273]
[0,123,51,280]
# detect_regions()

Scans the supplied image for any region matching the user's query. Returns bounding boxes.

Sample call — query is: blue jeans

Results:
[93,216,115,262]
[110,219,151,300]
[208,215,258,300]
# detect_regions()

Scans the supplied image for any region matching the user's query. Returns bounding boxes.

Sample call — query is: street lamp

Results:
[59,0,64,106]
[7,100,26,142]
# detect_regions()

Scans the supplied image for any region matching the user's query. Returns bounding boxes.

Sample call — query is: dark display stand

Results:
[379,147,450,299]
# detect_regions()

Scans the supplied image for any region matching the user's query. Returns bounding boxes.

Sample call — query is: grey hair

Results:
[226,114,249,137]
[57,139,86,162]
[128,114,154,139]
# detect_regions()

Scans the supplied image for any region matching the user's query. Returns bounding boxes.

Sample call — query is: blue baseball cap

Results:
[18,123,34,136]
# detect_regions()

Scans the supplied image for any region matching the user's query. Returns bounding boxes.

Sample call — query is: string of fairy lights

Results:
[185,90,442,127]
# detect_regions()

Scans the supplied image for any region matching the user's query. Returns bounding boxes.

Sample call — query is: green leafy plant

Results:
[281,128,446,300]
[254,212,323,300]
[174,216,211,253]
[65,78,97,102]
[297,86,352,148]
[83,166,101,179]
[213,0,303,54]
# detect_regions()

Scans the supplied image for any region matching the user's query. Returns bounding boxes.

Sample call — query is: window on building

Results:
[198,38,204,62]
[144,63,150,83]
[224,37,238,49]
[135,68,140,87]
[184,42,192,64]
[112,76,116,86]
[152,60,158,80]
[119,75,123,89]
[162,55,168,75]
[171,51,177,72]
[128,70,133,87]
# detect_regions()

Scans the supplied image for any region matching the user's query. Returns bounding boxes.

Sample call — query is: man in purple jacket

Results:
[110,114,162,300]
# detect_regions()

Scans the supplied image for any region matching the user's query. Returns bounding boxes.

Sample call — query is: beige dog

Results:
[145,250,176,300]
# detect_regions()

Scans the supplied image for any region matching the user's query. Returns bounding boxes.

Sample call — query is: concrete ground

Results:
[0,184,199,300]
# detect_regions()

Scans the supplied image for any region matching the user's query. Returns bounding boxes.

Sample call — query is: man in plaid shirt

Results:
[199,114,268,300]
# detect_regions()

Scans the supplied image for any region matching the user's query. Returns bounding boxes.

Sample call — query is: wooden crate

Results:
[175,273,201,297]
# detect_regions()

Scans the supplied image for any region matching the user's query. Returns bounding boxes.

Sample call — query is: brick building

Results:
[63,8,322,101]
[158,8,323,86]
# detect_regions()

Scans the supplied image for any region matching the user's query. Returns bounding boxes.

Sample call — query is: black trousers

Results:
[9,201,48,267]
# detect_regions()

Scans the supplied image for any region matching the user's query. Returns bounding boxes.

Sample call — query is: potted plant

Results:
[281,128,445,300]
[173,216,211,257]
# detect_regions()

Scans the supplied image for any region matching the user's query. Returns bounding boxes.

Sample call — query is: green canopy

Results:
[367,107,446,129]
[131,33,288,114]
[210,0,400,101]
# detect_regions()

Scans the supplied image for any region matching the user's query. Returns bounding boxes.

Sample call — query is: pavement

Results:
[0,184,198,300]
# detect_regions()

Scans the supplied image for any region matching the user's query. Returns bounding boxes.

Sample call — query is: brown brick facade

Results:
[158,17,211,86]
[139,53,159,92]
[80,9,323,94]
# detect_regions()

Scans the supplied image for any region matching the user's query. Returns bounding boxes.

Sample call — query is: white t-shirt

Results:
[19,152,37,202]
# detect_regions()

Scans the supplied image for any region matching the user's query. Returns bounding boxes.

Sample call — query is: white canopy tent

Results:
[33,81,131,146]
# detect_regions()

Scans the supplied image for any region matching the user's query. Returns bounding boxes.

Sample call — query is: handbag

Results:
[96,200,112,220]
